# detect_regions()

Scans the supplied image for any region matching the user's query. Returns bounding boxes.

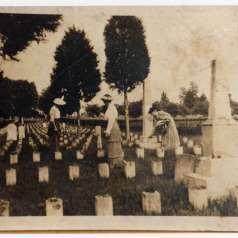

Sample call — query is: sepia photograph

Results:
[0,5,238,231]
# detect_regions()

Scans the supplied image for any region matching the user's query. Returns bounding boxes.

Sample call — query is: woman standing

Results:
[149,106,180,152]
[102,94,124,169]
[48,97,65,151]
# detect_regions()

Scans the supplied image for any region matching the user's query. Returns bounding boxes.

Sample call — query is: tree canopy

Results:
[40,26,101,115]
[0,13,62,60]
[0,72,38,118]
[104,16,150,140]
[104,16,150,93]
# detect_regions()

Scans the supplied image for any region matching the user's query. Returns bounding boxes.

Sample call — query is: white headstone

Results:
[0,200,9,216]
[151,160,163,176]
[39,166,49,183]
[98,163,110,178]
[10,153,18,165]
[136,147,144,159]
[69,165,80,181]
[76,150,84,160]
[124,161,136,178]
[188,188,208,210]
[95,194,113,216]
[46,197,63,216]
[55,151,62,160]
[142,191,161,215]
[156,148,165,158]
[6,169,16,186]
[175,146,183,155]
[97,149,105,158]
[33,152,40,162]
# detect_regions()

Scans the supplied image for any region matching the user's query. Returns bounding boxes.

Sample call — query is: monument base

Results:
[202,120,238,157]
[184,156,238,200]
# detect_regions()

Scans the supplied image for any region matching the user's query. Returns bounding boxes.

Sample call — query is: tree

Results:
[104,16,150,141]
[159,91,170,111]
[41,26,101,117]
[193,93,209,116]
[0,13,62,60]
[0,73,38,118]
[129,100,142,118]
[178,82,209,116]
[179,82,199,114]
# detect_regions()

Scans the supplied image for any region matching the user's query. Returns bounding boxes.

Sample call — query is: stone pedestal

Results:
[183,59,238,201]
[188,156,238,200]
[175,157,195,183]
[95,194,113,216]
[46,197,63,216]
[142,191,161,215]
[202,122,238,157]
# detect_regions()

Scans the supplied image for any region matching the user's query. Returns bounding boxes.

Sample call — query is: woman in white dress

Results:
[102,94,123,169]
[149,106,180,152]
[47,97,65,151]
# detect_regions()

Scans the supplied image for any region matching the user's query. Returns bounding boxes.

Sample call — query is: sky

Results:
[1,6,238,105]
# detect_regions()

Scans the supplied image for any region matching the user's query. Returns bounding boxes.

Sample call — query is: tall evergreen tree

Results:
[104,16,150,141]
[42,26,101,116]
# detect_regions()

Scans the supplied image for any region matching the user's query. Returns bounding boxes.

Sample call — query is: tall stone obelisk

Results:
[202,59,238,157]
[142,78,154,140]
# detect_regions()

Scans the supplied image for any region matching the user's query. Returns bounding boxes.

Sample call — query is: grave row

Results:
[2,158,163,186]
[0,190,162,216]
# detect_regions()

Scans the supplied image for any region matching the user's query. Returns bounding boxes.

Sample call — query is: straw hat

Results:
[102,94,112,102]
[53,97,66,106]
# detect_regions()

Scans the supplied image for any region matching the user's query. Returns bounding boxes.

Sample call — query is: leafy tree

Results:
[39,87,55,114]
[129,100,142,118]
[0,13,62,60]
[41,26,101,116]
[104,16,150,141]
[159,91,170,110]
[179,82,208,116]
[0,73,38,117]
[193,93,209,116]
[179,82,199,114]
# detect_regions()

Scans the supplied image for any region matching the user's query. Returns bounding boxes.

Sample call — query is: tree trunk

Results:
[124,91,130,142]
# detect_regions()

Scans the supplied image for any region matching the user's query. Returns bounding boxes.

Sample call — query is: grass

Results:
[0,127,237,216]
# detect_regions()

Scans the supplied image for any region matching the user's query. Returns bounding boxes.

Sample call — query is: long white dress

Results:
[154,111,180,151]
[104,102,123,164]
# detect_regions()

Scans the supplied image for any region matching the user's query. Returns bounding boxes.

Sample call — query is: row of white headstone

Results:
[135,137,202,160]
[0,191,162,216]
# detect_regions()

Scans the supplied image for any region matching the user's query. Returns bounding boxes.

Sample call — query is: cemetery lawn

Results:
[0,129,238,216]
